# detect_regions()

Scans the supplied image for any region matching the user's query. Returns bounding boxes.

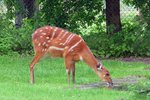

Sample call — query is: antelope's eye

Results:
[105,73,109,76]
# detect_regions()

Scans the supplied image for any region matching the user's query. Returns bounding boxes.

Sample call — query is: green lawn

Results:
[0,55,150,100]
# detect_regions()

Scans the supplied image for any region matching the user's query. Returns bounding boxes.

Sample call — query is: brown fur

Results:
[30,26,112,86]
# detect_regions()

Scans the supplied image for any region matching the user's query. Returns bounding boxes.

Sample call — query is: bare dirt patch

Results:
[78,76,144,90]
[120,57,150,64]
[120,57,150,70]
[77,57,150,90]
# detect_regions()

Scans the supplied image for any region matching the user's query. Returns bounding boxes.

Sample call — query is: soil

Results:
[119,57,150,64]
[78,76,143,90]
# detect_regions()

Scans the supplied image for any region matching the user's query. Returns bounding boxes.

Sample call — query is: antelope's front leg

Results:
[72,62,76,84]
[30,52,45,84]
[64,56,74,86]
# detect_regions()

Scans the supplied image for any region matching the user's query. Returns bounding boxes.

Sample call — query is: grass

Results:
[0,55,150,100]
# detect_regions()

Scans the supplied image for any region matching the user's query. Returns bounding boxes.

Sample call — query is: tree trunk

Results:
[15,0,25,28]
[23,0,35,18]
[15,0,35,28]
[105,0,121,34]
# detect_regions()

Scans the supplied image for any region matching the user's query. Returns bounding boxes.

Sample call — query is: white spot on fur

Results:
[42,49,45,52]
[43,42,46,45]
[59,43,63,45]
[64,46,68,49]
[40,36,43,38]
[79,55,83,61]
[78,35,81,38]
[46,37,49,39]
[45,27,49,29]
[34,31,38,34]
[38,43,41,46]
[45,44,49,47]
[34,39,38,42]
[42,32,46,35]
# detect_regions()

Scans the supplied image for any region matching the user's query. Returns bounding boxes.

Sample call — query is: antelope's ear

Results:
[97,63,102,71]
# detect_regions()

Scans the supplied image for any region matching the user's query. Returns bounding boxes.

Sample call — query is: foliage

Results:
[38,0,103,33]
[81,16,150,58]
[1,0,150,57]
[3,0,103,32]
[0,14,14,55]
[11,19,34,54]
[0,15,34,55]
[3,0,25,18]
[123,0,150,28]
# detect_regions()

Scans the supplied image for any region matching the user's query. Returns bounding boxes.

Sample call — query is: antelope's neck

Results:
[81,44,99,69]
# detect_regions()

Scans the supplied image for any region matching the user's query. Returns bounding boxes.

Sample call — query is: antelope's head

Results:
[97,64,113,87]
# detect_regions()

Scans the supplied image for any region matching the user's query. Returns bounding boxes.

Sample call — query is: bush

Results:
[80,17,150,58]
[11,19,34,54]
[0,16,34,55]
[0,15,14,55]
[0,12,150,57]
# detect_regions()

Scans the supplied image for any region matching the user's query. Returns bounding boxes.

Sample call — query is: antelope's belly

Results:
[47,46,64,57]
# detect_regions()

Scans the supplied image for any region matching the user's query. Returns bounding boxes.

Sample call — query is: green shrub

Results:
[0,12,150,57]
[81,17,150,58]
[11,19,34,54]
[0,16,34,55]
[0,15,14,55]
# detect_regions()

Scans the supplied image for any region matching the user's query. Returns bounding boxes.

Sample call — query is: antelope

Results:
[30,26,113,87]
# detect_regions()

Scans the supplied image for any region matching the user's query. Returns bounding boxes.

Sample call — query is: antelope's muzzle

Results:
[107,82,113,88]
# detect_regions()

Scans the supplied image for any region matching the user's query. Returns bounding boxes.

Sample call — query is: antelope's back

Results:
[31,26,84,54]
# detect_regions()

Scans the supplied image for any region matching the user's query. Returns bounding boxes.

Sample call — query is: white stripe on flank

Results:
[57,30,64,39]
[42,42,46,46]
[68,39,82,52]
[63,34,73,45]
[66,34,75,44]
[48,46,64,51]
[51,27,58,40]
[60,31,68,40]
